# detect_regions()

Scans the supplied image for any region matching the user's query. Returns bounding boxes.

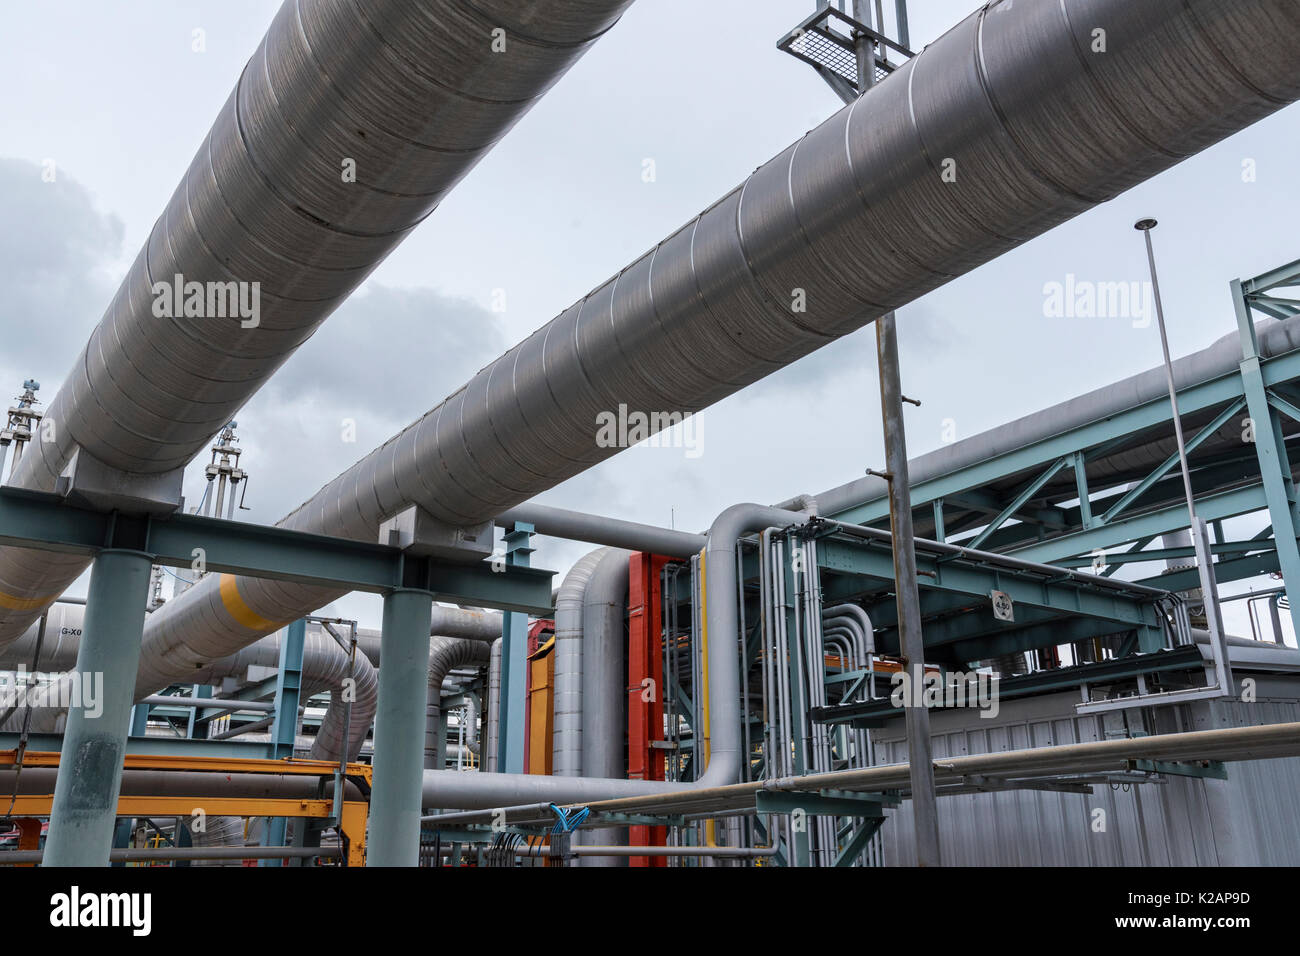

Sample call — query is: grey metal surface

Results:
[875,681,1300,866]
[0,0,636,646]
[130,0,1300,703]
[552,549,608,777]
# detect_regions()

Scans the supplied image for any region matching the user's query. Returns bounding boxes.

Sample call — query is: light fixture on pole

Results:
[1135,218,1233,695]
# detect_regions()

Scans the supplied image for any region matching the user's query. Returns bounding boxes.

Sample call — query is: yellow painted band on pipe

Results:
[218,574,288,632]
[0,589,60,612]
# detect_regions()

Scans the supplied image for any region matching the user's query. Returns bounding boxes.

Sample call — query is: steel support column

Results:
[262,618,306,863]
[43,548,152,866]
[876,314,941,867]
[498,523,535,774]
[1234,277,1300,641]
[367,588,434,867]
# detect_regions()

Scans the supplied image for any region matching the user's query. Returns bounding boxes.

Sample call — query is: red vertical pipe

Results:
[627,552,669,866]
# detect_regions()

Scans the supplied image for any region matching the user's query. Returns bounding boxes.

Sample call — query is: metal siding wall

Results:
[874,685,1300,866]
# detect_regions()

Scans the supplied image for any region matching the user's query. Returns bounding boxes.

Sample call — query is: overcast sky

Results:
[2,0,1297,633]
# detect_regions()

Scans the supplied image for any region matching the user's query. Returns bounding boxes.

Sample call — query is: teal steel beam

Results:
[1072,453,1093,530]
[1138,540,1281,593]
[498,523,535,775]
[1267,390,1300,425]
[947,617,1159,662]
[817,539,1159,629]
[947,487,1068,530]
[1233,276,1300,638]
[968,456,1071,549]
[128,701,149,736]
[968,455,1262,555]
[831,359,1279,527]
[1095,398,1247,527]
[43,549,153,867]
[834,817,885,867]
[880,600,1163,657]
[1240,257,1300,294]
[185,685,212,739]
[1252,296,1300,319]
[1008,484,1267,565]
[1053,538,1273,569]
[368,589,434,867]
[754,789,887,817]
[832,347,1300,532]
[262,618,306,862]
[0,487,553,612]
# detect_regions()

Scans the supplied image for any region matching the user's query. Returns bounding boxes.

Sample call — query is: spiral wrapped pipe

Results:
[423,637,491,769]
[135,0,1300,696]
[0,0,635,645]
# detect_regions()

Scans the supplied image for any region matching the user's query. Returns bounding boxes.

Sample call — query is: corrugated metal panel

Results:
[873,683,1300,866]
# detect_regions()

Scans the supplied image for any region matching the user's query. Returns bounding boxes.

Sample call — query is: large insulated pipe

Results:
[552,549,609,777]
[581,549,631,780]
[0,0,637,647]
[0,604,86,672]
[580,548,631,863]
[1,615,378,762]
[4,611,500,761]
[131,0,1300,701]
[422,503,805,809]
[423,637,490,770]
[497,504,706,558]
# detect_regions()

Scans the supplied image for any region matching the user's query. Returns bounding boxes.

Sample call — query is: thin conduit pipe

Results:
[485,638,502,773]
[126,0,1300,705]
[415,720,1300,821]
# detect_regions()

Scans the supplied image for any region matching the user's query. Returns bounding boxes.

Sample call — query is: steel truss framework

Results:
[829,261,1300,644]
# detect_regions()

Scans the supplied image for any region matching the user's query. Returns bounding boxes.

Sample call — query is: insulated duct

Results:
[0,617,377,762]
[3,610,501,763]
[132,0,1300,704]
[581,549,631,781]
[552,549,609,777]
[0,0,636,647]
[423,637,491,769]
[579,548,632,864]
